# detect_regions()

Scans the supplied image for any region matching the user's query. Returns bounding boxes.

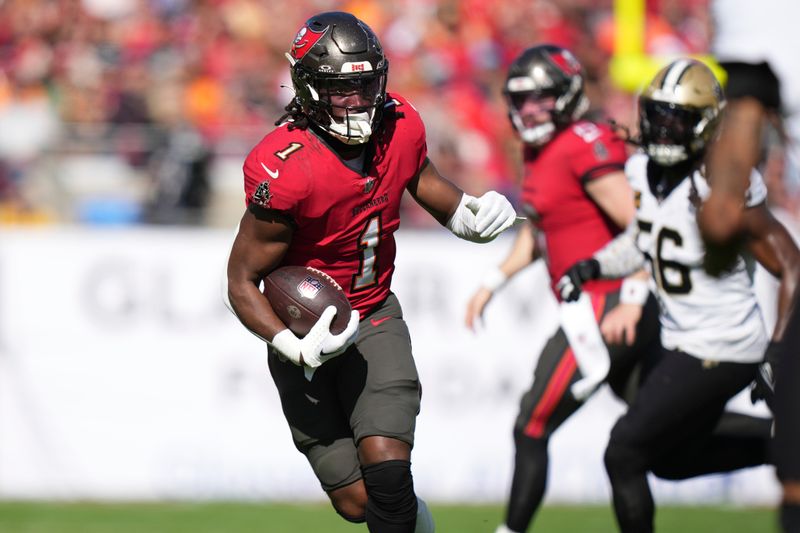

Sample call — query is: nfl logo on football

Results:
[297,276,324,299]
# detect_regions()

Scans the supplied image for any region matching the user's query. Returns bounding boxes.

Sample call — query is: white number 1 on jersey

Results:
[352,215,382,291]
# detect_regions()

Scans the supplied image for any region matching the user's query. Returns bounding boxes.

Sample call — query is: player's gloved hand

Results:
[446,192,517,243]
[557,259,600,302]
[271,306,361,368]
[750,340,781,409]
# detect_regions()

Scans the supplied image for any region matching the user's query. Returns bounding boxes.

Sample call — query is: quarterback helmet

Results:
[287,11,388,144]
[639,59,725,166]
[503,44,589,146]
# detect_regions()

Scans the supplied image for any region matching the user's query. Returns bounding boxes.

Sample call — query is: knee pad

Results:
[362,459,418,527]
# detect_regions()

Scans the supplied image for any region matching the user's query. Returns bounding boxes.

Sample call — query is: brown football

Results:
[263,266,352,336]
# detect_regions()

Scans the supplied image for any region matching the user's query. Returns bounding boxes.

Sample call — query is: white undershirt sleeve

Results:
[592,222,646,278]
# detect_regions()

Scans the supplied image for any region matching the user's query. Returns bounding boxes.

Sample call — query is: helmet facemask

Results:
[640,99,709,166]
[505,86,559,146]
[300,69,387,145]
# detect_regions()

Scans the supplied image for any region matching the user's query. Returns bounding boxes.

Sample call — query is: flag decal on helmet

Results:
[548,50,581,76]
[291,25,328,60]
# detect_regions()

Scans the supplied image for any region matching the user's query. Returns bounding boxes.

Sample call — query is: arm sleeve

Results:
[592,221,646,278]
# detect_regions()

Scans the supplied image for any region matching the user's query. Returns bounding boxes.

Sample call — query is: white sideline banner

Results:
[0,228,780,504]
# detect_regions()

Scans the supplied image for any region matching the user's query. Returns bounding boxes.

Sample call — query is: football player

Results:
[558,59,800,533]
[701,2,800,531]
[223,11,517,533]
[464,44,662,533]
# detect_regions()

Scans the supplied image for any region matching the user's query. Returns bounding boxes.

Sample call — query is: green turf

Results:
[0,502,778,533]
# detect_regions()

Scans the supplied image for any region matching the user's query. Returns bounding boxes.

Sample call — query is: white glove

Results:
[271,306,361,368]
[446,191,517,243]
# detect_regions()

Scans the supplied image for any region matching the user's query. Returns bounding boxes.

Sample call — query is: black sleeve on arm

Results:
[720,61,782,111]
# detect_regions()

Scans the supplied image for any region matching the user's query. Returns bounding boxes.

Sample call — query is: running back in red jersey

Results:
[263,266,352,336]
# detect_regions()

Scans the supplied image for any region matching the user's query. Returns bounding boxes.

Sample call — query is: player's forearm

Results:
[773,261,800,342]
[701,99,765,243]
[476,223,537,293]
[500,223,537,276]
[226,279,287,343]
[592,232,645,279]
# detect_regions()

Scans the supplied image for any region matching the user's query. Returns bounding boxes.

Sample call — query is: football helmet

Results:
[503,44,589,146]
[287,11,388,145]
[639,59,725,166]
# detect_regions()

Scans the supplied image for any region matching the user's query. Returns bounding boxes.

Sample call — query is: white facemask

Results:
[646,143,688,166]
[327,110,374,145]
[511,110,556,146]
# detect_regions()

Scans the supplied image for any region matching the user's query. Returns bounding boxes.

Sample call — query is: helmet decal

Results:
[548,50,581,77]
[291,24,328,61]
[341,61,373,73]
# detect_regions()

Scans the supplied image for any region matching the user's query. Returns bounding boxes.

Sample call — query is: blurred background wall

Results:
[4,0,796,228]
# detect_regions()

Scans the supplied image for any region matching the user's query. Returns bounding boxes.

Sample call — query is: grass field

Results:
[0,502,778,533]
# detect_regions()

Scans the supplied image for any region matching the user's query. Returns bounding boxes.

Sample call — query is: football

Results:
[263,265,352,336]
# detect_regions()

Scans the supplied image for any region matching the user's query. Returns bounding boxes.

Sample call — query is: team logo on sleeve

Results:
[252,180,272,207]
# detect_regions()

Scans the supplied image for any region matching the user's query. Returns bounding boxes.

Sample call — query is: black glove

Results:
[556,259,601,302]
[750,340,782,410]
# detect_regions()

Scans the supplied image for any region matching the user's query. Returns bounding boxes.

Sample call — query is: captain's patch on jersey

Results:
[252,180,272,207]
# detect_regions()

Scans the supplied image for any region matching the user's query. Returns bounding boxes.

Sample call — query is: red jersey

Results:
[243,93,427,316]
[520,121,627,298]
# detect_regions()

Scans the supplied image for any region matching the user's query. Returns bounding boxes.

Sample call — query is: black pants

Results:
[774,298,800,482]
[604,348,765,533]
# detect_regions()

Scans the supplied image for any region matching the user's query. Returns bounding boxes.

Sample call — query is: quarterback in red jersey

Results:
[464,45,660,533]
[225,11,516,533]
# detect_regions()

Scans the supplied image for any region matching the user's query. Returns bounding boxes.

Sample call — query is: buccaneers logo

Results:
[290,25,328,61]
[548,49,582,77]
[251,180,272,208]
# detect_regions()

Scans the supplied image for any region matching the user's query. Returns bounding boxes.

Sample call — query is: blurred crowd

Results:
[2,0,794,227]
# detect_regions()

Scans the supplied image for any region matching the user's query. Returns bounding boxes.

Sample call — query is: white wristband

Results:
[481,267,508,292]
[620,278,650,305]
